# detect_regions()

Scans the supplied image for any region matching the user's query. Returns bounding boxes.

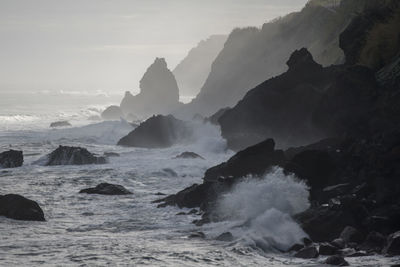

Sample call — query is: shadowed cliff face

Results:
[173,35,227,98]
[120,58,181,119]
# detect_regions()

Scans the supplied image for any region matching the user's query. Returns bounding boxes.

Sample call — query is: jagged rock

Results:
[340,226,365,244]
[216,232,234,242]
[319,243,339,255]
[204,138,286,182]
[294,246,319,259]
[101,105,124,120]
[219,48,329,151]
[175,152,204,160]
[359,231,386,252]
[79,183,132,195]
[207,107,230,125]
[331,238,346,249]
[325,255,349,266]
[0,194,45,221]
[117,115,192,148]
[0,150,23,168]
[383,231,400,255]
[50,121,71,128]
[40,146,106,166]
[120,58,181,118]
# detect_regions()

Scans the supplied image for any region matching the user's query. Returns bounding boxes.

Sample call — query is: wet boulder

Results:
[359,231,386,253]
[325,255,349,266]
[0,194,45,221]
[294,246,319,259]
[101,105,124,121]
[216,232,234,242]
[0,150,23,168]
[175,152,204,160]
[383,231,400,256]
[319,243,339,256]
[50,121,71,128]
[40,146,106,166]
[340,226,365,244]
[204,138,286,182]
[117,115,192,148]
[79,183,132,195]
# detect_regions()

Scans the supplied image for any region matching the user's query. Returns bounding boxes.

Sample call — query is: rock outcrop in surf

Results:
[38,146,106,166]
[0,150,23,168]
[117,115,192,148]
[120,58,181,119]
[0,194,45,221]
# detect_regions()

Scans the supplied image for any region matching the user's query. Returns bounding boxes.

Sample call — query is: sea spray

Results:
[206,167,310,252]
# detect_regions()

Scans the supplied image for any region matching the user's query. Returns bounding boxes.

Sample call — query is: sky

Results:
[0,0,308,94]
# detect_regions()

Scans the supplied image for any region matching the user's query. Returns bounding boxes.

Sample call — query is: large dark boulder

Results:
[79,183,132,195]
[156,138,286,213]
[0,150,23,168]
[383,231,400,256]
[219,48,331,151]
[117,115,192,148]
[204,138,286,182]
[294,246,319,259]
[40,146,106,166]
[0,194,45,221]
[101,105,124,120]
[325,255,349,266]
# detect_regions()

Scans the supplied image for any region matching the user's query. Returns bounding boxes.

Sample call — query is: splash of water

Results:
[208,167,309,252]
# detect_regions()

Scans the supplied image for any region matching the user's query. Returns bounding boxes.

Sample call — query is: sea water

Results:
[0,91,397,266]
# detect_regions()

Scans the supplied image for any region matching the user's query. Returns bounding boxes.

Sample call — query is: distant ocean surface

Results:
[0,91,398,266]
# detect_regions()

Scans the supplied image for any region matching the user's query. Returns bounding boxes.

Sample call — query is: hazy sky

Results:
[0,0,307,94]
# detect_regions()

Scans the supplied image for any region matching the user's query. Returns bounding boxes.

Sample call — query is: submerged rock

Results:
[117,115,192,148]
[294,246,319,259]
[0,150,23,168]
[174,152,204,160]
[216,232,234,242]
[41,146,106,166]
[325,255,349,266]
[79,183,132,195]
[0,194,45,221]
[50,121,71,128]
[101,105,124,120]
[103,152,120,157]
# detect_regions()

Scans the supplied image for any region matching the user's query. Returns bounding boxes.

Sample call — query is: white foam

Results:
[208,167,310,252]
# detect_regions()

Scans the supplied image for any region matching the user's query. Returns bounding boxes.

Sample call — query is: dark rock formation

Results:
[325,255,349,266]
[120,58,182,118]
[156,139,286,212]
[340,226,365,244]
[294,246,319,259]
[50,121,71,128]
[360,231,386,253]
[117,115,192,148]
[383,231,400,255]
[79,183,132,195]
[319,243,339,256]
[178,0,379,118]
[173,35,227,97]
[206,107,230,125]
[175,152,204,160]
[0,150,23,168]
[0,194,45,221]
[41,146,106,166]
[101,105,124,120]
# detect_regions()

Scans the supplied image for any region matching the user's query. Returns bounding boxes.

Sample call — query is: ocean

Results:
[0,91,398,266]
